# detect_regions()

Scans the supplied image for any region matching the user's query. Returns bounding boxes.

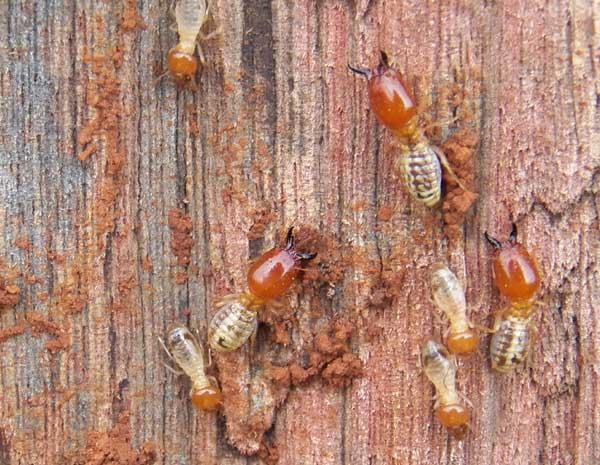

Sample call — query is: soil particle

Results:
[26,311,71,353]
[377,205,394,222]
[77,143,97,161]
[121,0,147,31]
[0,278,20,311]
[269,319,363,389]
[257,441,279,465]
[293,227,347,305]
[321,353,363,388]
[67,412,157,465]
[0,324,26,344]
[368,269,404,312]
[14,237,31,250]
[167,209,194,266]
[248,208,279,241]
[268,366,291,389]
[288,363,318,385]
[440,129,479,242]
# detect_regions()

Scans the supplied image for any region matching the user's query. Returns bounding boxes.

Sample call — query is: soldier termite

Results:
[167,0,217,86]
[348,51,469,207]
[160,324,222,411]
[485,223,542,373]
[421,340,470,440]
[431,266,479,354]
[207,227,316,352]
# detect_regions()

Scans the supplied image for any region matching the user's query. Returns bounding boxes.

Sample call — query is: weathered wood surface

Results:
[0,1,598,464]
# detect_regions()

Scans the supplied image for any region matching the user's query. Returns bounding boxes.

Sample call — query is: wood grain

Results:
[0,0,598,464]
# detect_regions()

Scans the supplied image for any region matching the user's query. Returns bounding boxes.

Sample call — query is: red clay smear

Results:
[14,236,31,250]
[271,319,363,389]
[247,208,279,241]
[121,0,147,31]
[257,441,279,465]
[0,324,26,344]
[77,15,131,253]
[67,412,157,465]
[441,129,479,243]
[167,208,195,268]
[0,279,20,311]
[25,311,71,353]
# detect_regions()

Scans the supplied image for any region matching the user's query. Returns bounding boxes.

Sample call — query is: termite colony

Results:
[346,51,545,441]
[152,0,544,451]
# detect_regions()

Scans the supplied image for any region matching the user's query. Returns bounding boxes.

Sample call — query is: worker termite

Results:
[208,227,316,352]
[421,340,470,440]
[431,266,479,354]
[160,324,222,411]
[167,0,216,85]
[485,223,541,373]
[349,51,468,207]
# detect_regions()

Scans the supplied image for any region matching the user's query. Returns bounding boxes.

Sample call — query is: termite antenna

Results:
[379,50,390,67]
[509,223,518,244]
[348,63,371,79]
[285,227,295,250]
[484,231,502,249]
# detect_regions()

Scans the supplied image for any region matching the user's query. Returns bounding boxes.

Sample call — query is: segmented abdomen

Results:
[166,325,206,385]
[208,300,257,352]
[490,314,531,373]
[397,143,442,207]
[175,0,209,42]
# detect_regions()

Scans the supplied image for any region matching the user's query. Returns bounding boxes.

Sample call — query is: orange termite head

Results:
[348,51,417,132]
[167,46,198,86]
[435,404,470,440]
[191,385,222,411]
[484,223,541,303]
[247,227,317,301]
[447,330,479,355]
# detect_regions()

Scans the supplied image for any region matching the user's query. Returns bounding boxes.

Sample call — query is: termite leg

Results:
[208,375,220,389]
[431,146,471,193]
[207,346,213,368]
[154,70,171,87]
[458,390,473,409]
[197,27,222,42]
[472,322,495,334]
[159,336,185,375]
[196,46,206,65]
[421,116,458,134]
[523,326,537,370]
[159,337,175,362]
[162,361,184,376]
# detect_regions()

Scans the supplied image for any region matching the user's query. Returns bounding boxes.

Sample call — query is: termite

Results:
[431,266,478,354]
[421,340,470,440]
[349,51,468,207]
[160,324,222,411]
[208,227,316,352]
[167,0,215,85]
[485,223,541,373]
